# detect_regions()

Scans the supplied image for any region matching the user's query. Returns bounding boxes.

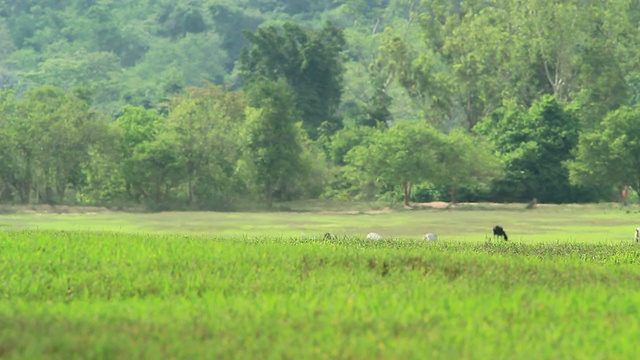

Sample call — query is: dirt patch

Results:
[414,201,452,209]
[316,206,394,215]
[362,206,394,214]
[412,202,541,210]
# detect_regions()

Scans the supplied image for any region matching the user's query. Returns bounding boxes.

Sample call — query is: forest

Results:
[1,0,640,209]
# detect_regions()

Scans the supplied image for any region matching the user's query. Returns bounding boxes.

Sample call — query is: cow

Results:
[493,225,508,241]
[424,233,438,241]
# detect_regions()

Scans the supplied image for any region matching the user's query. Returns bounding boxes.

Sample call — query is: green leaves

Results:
[344,121,442,205]
[104,87,250,209]
[476,95,581,202]
[436,128,501,203]
[163,86,247,209]
[568,106,640,192]
[242,79,310,207]
[239,22,346,139]
[0,85,107,204]
[113,106,165,204]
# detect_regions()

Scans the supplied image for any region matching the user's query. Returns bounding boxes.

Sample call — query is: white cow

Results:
[635,227,640,242]
[424,233,438,242]
[366,232,383,240]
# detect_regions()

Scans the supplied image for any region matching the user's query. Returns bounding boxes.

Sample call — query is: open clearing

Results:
[1,203,640,359]
[1,202,640,242]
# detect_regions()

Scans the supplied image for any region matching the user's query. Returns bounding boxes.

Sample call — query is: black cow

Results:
[323,232,337,240]
[493,225,508,241]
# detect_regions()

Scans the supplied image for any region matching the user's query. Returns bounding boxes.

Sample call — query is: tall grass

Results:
[1,230,639,359]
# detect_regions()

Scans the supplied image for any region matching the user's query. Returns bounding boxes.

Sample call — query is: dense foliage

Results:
[1,0,639,208]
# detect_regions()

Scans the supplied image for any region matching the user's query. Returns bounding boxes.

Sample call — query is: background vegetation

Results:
[1,0,640,210]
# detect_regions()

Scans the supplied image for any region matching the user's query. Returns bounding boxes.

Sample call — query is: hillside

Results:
[0,0,639,209]
[0,1,410,115]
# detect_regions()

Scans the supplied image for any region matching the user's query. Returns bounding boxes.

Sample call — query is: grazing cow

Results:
[493,225,508,241]
[635,227,640,242]
[323,232,337,240]
[366,232,383,240]
[424,233,438,241]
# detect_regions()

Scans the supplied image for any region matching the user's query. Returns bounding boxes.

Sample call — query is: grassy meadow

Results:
[2,202,640,359]
[1,201,640,242]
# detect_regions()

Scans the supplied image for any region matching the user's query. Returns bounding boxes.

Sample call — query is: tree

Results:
[0,89,18,202]
[6,86,104,204]
[324,125,380,166]
[344,120,442,206]
[239,22,346,139]
[127,135,182,206]
[317,124,381,199]
[111,105,183,208]
[156,2,207,39]
[23,50,123,109]
[0,89,35,203]
[475,95,579,203]
[436,128,502,204]
[121,32,230,109]
[210,4,262,71]
[163,86,246,209]
[113,106,164,203]
[568,106,640,196]
[338,1,428,128]
[0,17,15,87]
[79,121,127,205]
[84,3,150,66]
[242,79,309,208]
[406,0,640,130]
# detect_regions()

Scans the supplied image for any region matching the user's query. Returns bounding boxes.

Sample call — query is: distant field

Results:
[1,201,640,243]
[2,203,640,358]
[1,230,640,359]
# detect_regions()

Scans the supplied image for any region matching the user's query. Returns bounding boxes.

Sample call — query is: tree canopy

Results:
[569,106,640,193]
[0,0,639,209]
[239,22,346,139]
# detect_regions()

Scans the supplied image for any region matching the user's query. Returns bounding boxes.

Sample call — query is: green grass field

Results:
[2,203,640,359]
[1,201,640,242]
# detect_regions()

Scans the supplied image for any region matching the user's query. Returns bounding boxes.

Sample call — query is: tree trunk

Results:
[450,185,457,205]
[266,190,273,209]
[264,179,274,209]
[44,185,54,204]
[187,162,195,206]
[154,178,162,204]
[56,185,66,203]
[403,182,411,206]
[125,183,134,202]
[188,178,194,205]
[14,182,29,203]
[164,183,171,202]
[0,184,13,202]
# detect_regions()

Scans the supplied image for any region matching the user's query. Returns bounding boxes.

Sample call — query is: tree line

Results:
[0,81,633,209]
[1,0,640,208]
[0,81,498,209]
